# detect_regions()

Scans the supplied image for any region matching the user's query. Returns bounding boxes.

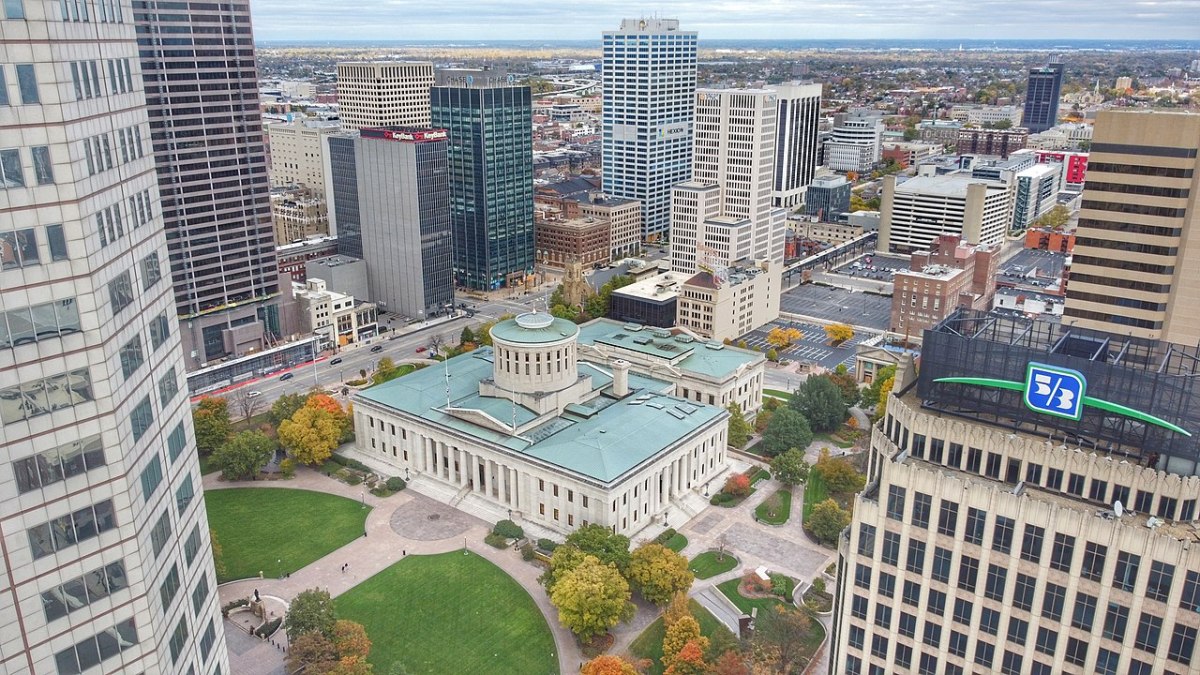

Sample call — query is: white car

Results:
[247,391,262,398]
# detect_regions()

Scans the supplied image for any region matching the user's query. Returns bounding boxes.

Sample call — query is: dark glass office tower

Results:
[135,1,285,366]
[1022,60,1064,134]
[431,76,533,290]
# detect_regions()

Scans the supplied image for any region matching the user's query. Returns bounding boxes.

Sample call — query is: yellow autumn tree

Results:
[824,323,854,344]
[549,555,634,641]
[766,327,802,348]
[628,543,694,605]
[278,404,342,465]
[662,615,708,671]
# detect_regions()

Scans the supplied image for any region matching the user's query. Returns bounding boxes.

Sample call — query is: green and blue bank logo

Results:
[1024,363,1085,421]
[933,361,1191,437]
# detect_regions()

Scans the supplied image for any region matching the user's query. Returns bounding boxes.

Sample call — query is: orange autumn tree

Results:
[581,655,639,675]
[665,640,707,675]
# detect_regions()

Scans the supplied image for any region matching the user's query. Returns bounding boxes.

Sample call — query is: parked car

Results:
[371,345,383,353]
[280,372,294,381]
[331,357,343,365]
[247,391,262,398]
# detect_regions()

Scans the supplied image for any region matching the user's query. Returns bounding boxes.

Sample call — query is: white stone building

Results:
[351,315,765,537]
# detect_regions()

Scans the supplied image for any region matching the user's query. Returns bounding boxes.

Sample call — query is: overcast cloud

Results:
[247,0,1200,42]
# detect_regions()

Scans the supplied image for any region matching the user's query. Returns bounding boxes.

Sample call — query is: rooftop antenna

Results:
[443,343,451,408]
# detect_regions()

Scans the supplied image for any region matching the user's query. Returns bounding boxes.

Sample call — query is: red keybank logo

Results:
[365,128,448,143]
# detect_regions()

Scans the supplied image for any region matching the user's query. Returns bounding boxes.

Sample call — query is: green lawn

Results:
[801,470,829,522]
[369,363,420,387]
[716,576,794,615]
[198,452,219,476]
[629,599,738,675]
[205,488,368,582]
[763,388,791,400]
[689,551,739,580]
[814,431,855,449]
[755,489,792,525]
[662,532,688,553]
[336,553,557,675]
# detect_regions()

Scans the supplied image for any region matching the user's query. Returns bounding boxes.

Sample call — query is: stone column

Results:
[457,449,467,487]
[499,465,509,506]
[481,458,492,498]
[467,453,478,492]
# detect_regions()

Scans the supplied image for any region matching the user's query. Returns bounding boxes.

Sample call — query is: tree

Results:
[278,405,343,465]
[765,348,779,362]
[770,448,811,486]
[1034,203,1071,230]
[753,606,815,674]
[287,632,338,674]
[375,357,397,381]
[766,327,800,349]
[212,431,275,480]
[723,473,751,497]
[231,387,265,423]
[542,544,589,593]
[807,498,850,545]
[549,555,634,641]
[726,403,752,449]
[663,592,692,628]
[814,449,866,494]
[828,366,862,407]
[873,374,896,420]
[459,326,475,345]
[823,323,854,344]
[760,408,813,457]
[662,615,707,670]
[628,543,694,605]
[565,523,632,576]
[581,655,639,675]
[193,397,232,454]
[332,620,372,662]
[286,588,338,641]
[789,376,848,433]
[664,640,707,675]
[210,528,226,579]
[860,365,896,408]
[710,650,752,675]
[269,392,308,427]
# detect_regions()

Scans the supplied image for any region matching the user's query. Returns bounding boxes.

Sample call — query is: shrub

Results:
[343,473,363,486]
[812,577,826,595]
[255,617,283,638]
[653,528,678,546]
[520,542,536,561]
[385,476,406,492]
[345,378,368,387]
[330,453,372,473]
[741,572,772,595]
[493,519,524,539]
[723,474,751,497]
[221,598,249,617]
[484,533,509,549]
[710,492,734,505]
[279,457,296,478]
[537,538,559,553]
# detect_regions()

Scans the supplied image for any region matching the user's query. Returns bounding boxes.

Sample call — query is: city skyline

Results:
[243,1,1200,42]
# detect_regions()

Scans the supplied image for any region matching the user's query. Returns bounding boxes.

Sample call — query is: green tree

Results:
[459,326,474,345]
[726,402,752,449]
[765,348,779,362]
[212,431,275,480]
[789,376,848,433]
[278,405,342,466]
[828,365,862,407]
[549,555,634,641]
[806,498,850,546]
[902,126,919,141]
[193,397,232,454]
[760,408,814,457]
[286,588,338,641]
[1033,203,1071,230]
[542,544,590,593]
[860,365,896,408]
[752,606,815,673]
[814,449,866,494]
[662,615,707,670]
[628,543,694,605]
[375,357,396,380]
[770,448,811,486]
[565,523,632,576]
[269,392,308,427]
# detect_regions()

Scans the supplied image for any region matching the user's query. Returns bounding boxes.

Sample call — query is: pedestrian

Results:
[402,549,406,556]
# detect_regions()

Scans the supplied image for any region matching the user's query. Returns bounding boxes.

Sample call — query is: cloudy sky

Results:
[248,0,1200,42]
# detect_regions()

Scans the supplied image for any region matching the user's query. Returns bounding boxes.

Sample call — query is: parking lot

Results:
[780,283,893,332]
[739,318,875,372]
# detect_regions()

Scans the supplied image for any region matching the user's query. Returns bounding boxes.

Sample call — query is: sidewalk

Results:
[206,468,583,675]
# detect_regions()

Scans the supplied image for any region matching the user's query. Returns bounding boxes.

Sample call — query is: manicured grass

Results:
[750,468,771,485]
[801,469,829,523]
[755,489,792,525]
[205,488,368,583]
[336,552,557,675]
[763,388,791,400]
[815,431,855,449]
[689,551,739,580]
[716,575,795,616]
[662,532,688,553]
[198,452,219,476]
[369,363,419,387]
[629,599,738,675]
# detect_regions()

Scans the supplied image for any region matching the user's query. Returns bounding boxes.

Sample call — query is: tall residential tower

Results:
[1022,59,1064,134]
[602,18,697,242]
[431,71,534,290]
[1,3,226,673]
[136,1,286,368]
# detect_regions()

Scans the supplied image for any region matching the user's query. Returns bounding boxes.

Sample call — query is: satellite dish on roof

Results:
[1114,500,1124,517]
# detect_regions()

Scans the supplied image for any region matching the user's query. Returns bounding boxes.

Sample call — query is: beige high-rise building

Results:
[335,62,434,131]
[267,120,340,197]
[878,173,1013,254]
[1063,110,1200,344]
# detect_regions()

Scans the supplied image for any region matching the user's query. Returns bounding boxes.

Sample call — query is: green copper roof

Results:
[489,312,579,344]
[575,318,763,380]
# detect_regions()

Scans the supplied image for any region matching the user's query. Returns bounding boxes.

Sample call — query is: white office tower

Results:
[770,82,823,208]
[335,61,434,131]
[671,88,786,274]
[826,113,884,173]
[0,4,226,674]
[602,18,697,242]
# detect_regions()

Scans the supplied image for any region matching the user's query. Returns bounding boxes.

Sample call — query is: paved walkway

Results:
[207,469,583,675]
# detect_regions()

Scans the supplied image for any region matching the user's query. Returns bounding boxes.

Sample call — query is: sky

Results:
[247,0,1200,42]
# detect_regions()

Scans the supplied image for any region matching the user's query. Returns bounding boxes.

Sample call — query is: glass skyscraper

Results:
[602,18,697,242]
[431,77,534,290]
[1022,60,1064,134]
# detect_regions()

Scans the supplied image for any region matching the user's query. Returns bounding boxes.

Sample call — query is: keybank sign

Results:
[934,361,1191,437]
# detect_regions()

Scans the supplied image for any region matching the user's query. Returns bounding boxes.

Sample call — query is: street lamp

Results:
[405,467,410,481]
[276,558,281,579]
[360,490,365,509]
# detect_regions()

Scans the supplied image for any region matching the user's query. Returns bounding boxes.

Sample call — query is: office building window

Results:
[12,435,104,493]
[15,64,38,104]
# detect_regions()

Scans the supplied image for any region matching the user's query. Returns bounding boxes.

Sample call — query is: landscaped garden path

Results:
[207,469,580,675]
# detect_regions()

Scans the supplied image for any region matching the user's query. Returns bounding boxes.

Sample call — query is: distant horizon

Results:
[256,37,1200,51]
